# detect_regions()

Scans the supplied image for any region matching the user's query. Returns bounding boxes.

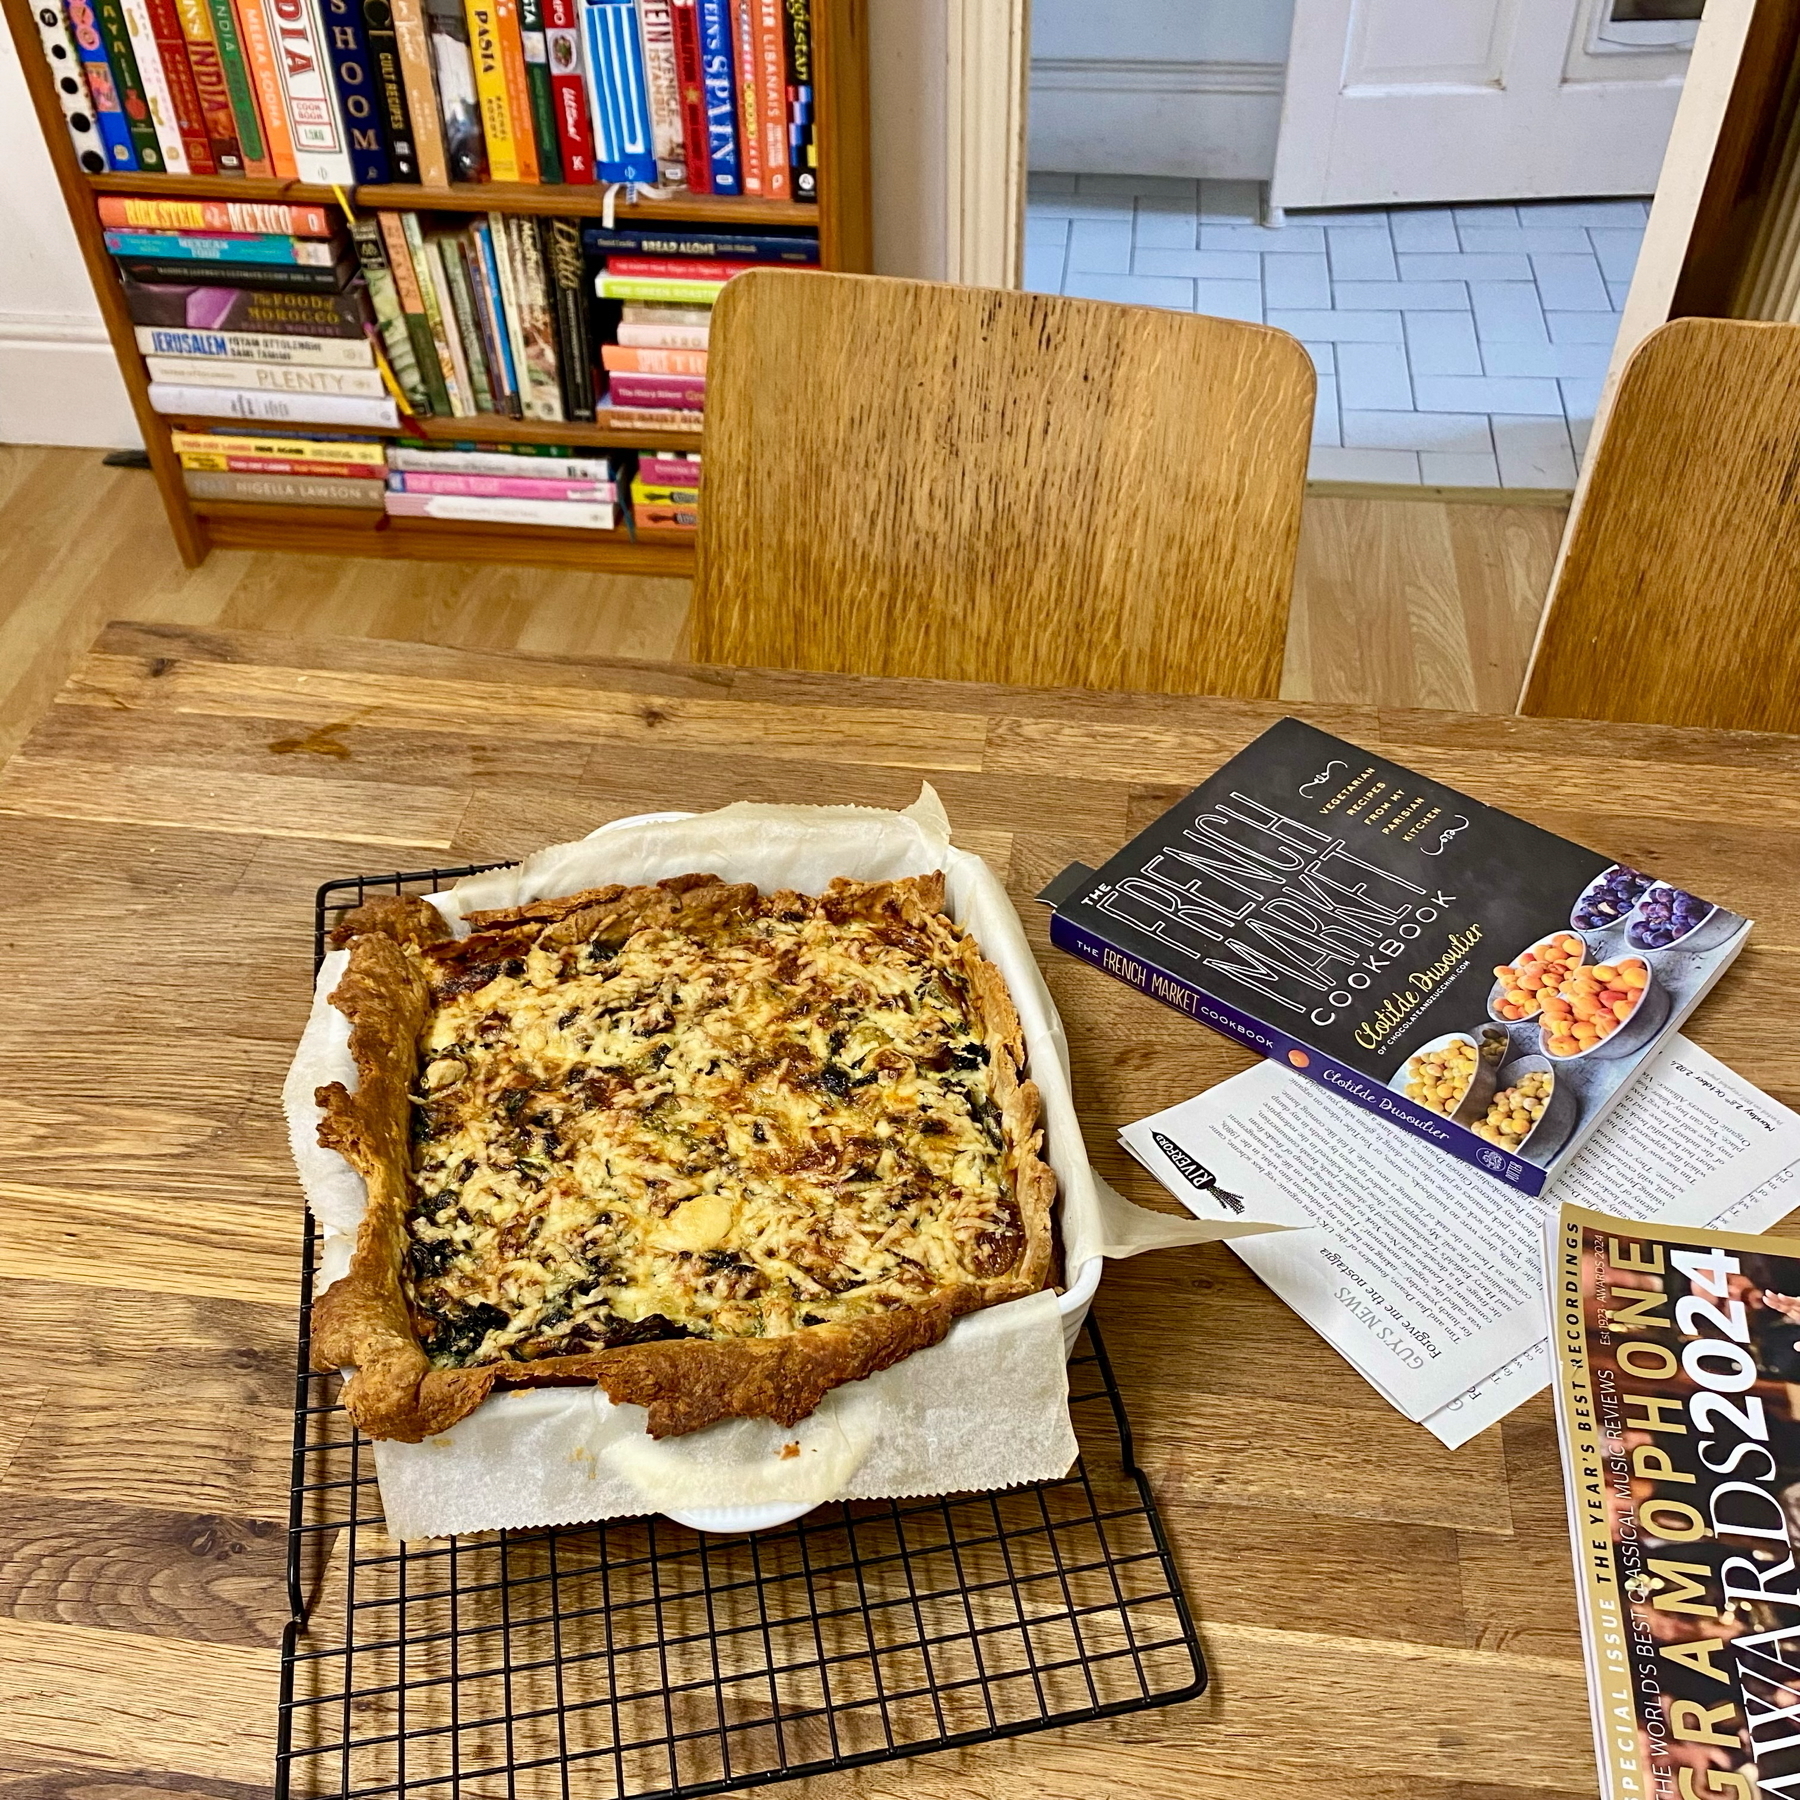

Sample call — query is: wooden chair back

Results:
[690,270,1315,695]
[1520,316,1800,733]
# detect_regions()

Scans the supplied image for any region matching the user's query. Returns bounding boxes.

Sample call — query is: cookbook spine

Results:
[667,0,707,190]
[361,0,421,179]
[424,0,485,177]
[463,0,520,178]
[379,212,451,410]
[693,0,735,193]
[544,215,594,420]
[92,0,163,167]
[203,0,270,171]
[320,0,392,180]
[141,0,216,170]
[115,257,354,290]
[389,0,447,182]
[36,0,109,173]
[170,0,243,170]
[492,0,540,177]
[581,0,656,183]
[137,323,374,361]
[749,0,783,196]
[99,196,334,230]
[779,0,810,198]
[184,467,387,504]
[726,0,756,192]
[230,0,298,176]
[349,217,429,410]
[61,0,140,170]
[505,215,564,418]
[440,234,495,412]
[408,217,471,412]
[541,0,595,180]
[270,0,355,182]
[636,0,683,184]
[473,221,521,413]
[516,0,562,178]
[149,381,400,425]
[117,0,188,169]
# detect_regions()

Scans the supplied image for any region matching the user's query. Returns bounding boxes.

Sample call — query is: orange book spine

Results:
[492,0,538,181]
[601,344,708,375]
[229,0,297,177]
[751,0,785,197]
[728,0,761,193]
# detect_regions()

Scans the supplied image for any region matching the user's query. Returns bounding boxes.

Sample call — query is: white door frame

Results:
[943,0,1030,287]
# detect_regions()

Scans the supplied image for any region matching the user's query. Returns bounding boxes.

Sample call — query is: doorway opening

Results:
[1023,0,1702,490]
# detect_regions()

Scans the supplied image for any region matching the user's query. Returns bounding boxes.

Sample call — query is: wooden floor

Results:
[0,445,1566,765]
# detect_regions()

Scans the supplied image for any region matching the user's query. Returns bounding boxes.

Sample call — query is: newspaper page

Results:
[1121,1036,1800,1424]
[1550,1203,1800,1800]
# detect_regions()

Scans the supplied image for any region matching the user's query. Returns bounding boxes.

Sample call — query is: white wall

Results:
[0,32,141,447]
[1,3,950,447]
[1028,0,1294,180]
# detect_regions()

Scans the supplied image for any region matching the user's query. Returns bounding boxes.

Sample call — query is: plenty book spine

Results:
[320,0,392,181]
[136,323,375,363]
[150,381,401,424]
[727,0,756,192]
[101,197,334,232]
[668,0,708,191]
[384,490,616,527]
[202,0,269,172]
[544,215,594,420]
[140,0,215,170]
[61,0,140,171]
[361,0,421,180]
[115,256,354,291]
[780,0,811,199]
[117,0,189,171]
[103,229,343,264]
[184,467,387,505]
[268,0,355,182]
[92,0,163,168]
[122,273,369,332]
[492,0,539,178]
[36,2,107,174]
[750,0,784,196]
[636,0,683,185]
[693,0,736,193]
[389,469,614,498]
[463,0,520,179]
[423,0,485,177]
[541,0,595,181]
[389,0,447,183]
[171,0,242,172]
[146,353,389,393]
[387,445,611,476]
[348,218,430,410]
[516,0,562,179]
[173,427,388,459]
[582,0,656,183]
[380,212,452,412]
[230,0,298,176]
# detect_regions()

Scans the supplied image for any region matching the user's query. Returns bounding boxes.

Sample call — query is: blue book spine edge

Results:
[475,222,520,403]
[694,0,738,194]
[319,0,393,183]
[580,227,817,259]
[582,0,657,183]
[63,0,138,168]
[1046,909,1550,1197]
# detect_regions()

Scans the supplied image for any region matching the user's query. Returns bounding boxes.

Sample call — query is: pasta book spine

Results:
[62,0,140,170]
[319,0,392,180]
[692,0,736,193]
[541,0,596,181]
[462,0,519,178]
[361,0,422,180]
[580,0,656,182]
[201,0,272,172]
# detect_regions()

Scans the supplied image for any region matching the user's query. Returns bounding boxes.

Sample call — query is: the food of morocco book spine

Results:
[1040,716,1752,1196]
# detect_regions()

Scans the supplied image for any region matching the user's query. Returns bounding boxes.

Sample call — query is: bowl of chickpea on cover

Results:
[1536,953,1668,1060]
[1489,933,1591,1025]
[1476,1055,1577,1161]
[1390,1026,1509,1125]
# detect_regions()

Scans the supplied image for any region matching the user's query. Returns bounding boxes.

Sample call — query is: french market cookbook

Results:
[1039,718,1749,1195]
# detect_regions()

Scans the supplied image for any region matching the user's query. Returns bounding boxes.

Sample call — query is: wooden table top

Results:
[4,619,1798,1800]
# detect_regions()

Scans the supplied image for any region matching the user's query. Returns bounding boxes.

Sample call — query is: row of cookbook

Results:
[36,0,816,195]
[173,430,700,529]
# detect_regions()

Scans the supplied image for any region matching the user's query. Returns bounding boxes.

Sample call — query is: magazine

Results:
[1551,1203,1800,1800]
[1042,717,1752,1195]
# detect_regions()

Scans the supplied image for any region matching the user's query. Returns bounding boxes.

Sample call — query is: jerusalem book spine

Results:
[388,0,447,183]
[136,322,374,362]
[202,0,270,171]
[692,0,736,192]
[62,0,141,169]
[229,0,299,175]
[541,0,596,181]
[171,0,244,171]
[361,0,421,179]
[320,0,393,181]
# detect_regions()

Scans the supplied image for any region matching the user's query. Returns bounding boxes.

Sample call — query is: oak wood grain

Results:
[691,271,1314,697]
[6,620,1800,1796]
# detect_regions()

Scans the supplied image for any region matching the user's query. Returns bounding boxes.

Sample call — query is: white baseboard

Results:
[1028,57,1284,183]
[0,313,142,449]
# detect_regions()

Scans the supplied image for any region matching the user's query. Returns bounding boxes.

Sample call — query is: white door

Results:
[1271,0,1696,210]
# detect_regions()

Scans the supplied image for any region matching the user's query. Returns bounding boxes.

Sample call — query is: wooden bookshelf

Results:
[3,0,871,575]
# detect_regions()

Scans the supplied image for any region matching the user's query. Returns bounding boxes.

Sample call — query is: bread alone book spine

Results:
[581,224,816,260]
[319,0,392,180]
[360,0,421,179]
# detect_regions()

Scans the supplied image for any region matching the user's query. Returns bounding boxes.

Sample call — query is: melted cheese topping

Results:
[402,901,1024,1368]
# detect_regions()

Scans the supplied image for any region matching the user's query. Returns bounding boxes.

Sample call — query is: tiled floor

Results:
[1024,174,1649,489]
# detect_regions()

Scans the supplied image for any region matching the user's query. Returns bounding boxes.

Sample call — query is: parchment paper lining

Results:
[284,789,1278,1537]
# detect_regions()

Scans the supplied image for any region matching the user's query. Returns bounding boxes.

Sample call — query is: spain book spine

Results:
[61,0,140,169]
[636,0,683,185]
[319,0,392,180]
[388,0,446,182]
[171,0,243,171]
[541,0,595,180]
[379,212,451,411]
[361,0,421,179]
[140,0,216,169]
[780,0,810,199]
[693,0,735,193]
[516,0,562,178]
[544,215,595,420]
[229,0,298,176]
[667,0,707,190]
[581,0,656,183]
[202,0,269,171]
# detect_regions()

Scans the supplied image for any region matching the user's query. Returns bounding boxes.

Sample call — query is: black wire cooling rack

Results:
[274,866,1207,1800]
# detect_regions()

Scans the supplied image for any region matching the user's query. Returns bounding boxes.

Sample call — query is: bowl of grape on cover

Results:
[1570,864,1653,933]
[1627,883,1739,953]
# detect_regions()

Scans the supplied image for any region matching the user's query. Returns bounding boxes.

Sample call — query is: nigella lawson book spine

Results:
[1043,716,1751,1196]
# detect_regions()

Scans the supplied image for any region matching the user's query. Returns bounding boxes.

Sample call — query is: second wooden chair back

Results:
[690,270,1315,696]
[1521,316,1800,734]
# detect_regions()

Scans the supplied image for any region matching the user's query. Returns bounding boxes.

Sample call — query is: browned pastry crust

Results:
[310,872,1055,1443]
